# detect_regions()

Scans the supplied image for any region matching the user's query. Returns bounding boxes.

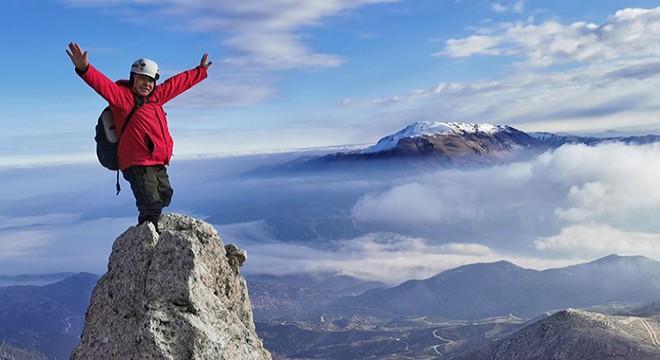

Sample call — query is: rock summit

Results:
[71,214,271,360]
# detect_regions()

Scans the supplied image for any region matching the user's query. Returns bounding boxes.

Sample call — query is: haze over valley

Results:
[3,122,660,285]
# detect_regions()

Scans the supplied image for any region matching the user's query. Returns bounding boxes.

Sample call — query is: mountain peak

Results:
[454,308,660,359]
[363,121,513,154]
[590,254,648,264]
[265,121,660,174]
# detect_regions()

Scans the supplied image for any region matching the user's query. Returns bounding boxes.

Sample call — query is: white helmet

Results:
[130,58,160,81]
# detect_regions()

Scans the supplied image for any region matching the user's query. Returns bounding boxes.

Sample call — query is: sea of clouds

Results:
[2,141,660,284]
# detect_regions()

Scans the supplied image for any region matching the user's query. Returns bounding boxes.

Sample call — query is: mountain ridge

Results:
[257,121,660,173]
[317,254,660,320]
[0,271,99,360]
[2,254,660,359]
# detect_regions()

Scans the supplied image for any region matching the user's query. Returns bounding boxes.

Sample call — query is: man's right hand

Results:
[66,42,89,73]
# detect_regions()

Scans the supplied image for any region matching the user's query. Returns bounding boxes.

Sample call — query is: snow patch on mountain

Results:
[362,121,510,154]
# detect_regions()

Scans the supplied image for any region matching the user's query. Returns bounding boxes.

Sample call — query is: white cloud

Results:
[350,161,544,229]
[0,213,134,274]
[349,142,660,262]
[535,224,660,259]
[63,0,398,71]
[441,7,660,67]
[438,242,493,256]
[233,230,583,284]
[491,1,524,14]
[0,231,51,259]
[341,56,660,133]
[216,220,277,244]
[221,30,345,71]
[326,234,503,283]
[170,77,279,108]
[351,180,486,225]
[0,214,81,229]
[547,142,660,226]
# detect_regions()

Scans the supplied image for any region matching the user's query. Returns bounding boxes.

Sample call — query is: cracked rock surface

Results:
[71,213,271,360]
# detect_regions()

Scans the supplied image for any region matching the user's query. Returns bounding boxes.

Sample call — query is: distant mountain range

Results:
[0,273,74,287]
[3,255,659,359]
[253,255,660,359]
[314,254,660,320]
[260,121,660,172]
[246,272,386,320]
[0,272,99,360]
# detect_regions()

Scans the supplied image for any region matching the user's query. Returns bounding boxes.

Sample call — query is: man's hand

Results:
[200,53,213,70]
[66,42,89,73]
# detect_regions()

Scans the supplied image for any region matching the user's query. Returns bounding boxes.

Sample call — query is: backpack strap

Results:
[118,95,147,139]
[115,95,147,195]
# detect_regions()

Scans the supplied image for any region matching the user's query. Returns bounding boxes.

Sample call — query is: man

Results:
[66,42,213,231]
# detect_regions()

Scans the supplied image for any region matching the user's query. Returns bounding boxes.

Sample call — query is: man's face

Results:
[133,74,155,96]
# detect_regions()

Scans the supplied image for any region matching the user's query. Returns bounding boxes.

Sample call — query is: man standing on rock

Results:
[66,42,212,230]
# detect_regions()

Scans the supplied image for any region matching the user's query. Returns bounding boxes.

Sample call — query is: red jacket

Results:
[80,64,208,170]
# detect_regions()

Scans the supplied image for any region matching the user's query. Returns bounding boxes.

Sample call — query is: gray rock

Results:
[71,213,271,360]
[225,244,248,271]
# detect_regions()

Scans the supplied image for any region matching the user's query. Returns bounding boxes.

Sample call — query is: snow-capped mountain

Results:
[252,121,660,174]
[318,121,546,168]
[358,121,660,158]
[362,122,519,154]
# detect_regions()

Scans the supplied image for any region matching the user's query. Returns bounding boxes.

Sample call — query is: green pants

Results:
[122,165,173,225]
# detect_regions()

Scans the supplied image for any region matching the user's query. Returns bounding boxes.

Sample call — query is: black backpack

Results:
[95,96,145,194]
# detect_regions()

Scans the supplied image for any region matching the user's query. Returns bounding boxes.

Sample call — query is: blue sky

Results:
[3,0,660,166]
[3,1,660,279]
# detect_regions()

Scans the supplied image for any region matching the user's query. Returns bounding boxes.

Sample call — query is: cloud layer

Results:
[3,142,660,284]
[348,142,660,265]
